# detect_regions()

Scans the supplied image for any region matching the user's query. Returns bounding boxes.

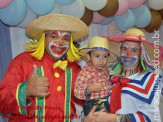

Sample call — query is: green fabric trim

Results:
[36,66,45,122]
[64,67,71,122]
[18,81,27,115]
[141,56,148,72]
[37,66,43,77]
[114,61,121,73]
[36,97,44,122]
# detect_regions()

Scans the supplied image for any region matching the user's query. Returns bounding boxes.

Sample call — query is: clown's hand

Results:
[26,65,50,97]
[84,106,97,122]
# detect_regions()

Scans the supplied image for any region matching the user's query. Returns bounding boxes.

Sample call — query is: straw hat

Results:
[80,36,118,63]
[107,28,162,63]
[25,14,88,41]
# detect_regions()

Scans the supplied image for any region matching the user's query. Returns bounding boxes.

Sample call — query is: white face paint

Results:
[120,42,141,69]
[48,42,69,58]
[47,30,71,40]
[45,30,71,60]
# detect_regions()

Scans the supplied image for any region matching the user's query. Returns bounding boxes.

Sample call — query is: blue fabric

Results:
[0,21,11,122]
[83,47,109,51]
[0,21,12,81]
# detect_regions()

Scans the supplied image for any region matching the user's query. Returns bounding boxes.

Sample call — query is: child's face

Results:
[87,50,109,70]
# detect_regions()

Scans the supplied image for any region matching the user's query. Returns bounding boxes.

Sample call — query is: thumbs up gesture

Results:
[26,65,50,97]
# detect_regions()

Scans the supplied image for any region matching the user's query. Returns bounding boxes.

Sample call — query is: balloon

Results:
[100,16,114,25]
[56,0,75,5]
[26,0,55,15]
[145,1,151,9]
[148,0,163,10]
[115,0,128,16]
[92,12,105,24]
[0,0,27,26]
[17,8,37,28]
[82,0,108,11]
[131,5,151,28]
[159,9,163,20]
[98,0,119,17]
[0,0,12,8]
[49,3,62,14]
[61,0,85,18]
[144,9,162,33]
[128,0,145,8]
[114,9,135,31]
[80,7,93,26]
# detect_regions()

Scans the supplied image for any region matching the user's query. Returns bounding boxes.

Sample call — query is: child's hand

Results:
[87,83,103,94]
[106,83,110,90]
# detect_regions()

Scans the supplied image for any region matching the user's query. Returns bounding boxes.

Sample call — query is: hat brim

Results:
[79,48,118,63]
[105,36,163,67]
[26,14,88,41]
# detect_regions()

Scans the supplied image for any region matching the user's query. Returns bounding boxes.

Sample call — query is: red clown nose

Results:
[59,41,63,46]
[126,53,131,57]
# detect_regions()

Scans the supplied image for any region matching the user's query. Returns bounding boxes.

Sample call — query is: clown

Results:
[0,14,88,122]
[84,28,162,122]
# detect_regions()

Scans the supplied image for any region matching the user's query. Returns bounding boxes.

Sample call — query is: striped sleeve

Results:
[16,81,28,115]
[128,91,161,122]
[129,112,149,122]
[16,81,35,116]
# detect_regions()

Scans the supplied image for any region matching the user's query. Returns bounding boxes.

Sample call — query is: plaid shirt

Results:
[74,61,110,100]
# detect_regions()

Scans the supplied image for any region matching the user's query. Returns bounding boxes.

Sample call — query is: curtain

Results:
[0,21,12,81]
[0,21,11,122]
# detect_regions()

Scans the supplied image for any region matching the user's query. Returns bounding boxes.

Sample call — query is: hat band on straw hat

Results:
[89,47,109,51]
[124,34,145,41]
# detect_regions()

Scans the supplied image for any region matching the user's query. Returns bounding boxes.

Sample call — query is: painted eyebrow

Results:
[131,46,139,50]
[49,31,60,36]
[121,45,128,48]
[49,31,71,37]
[61,33,70,37]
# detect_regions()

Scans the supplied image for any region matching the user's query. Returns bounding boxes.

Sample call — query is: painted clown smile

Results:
[49,42,69,58]
[124,57,133,61]
[121,55,137,66]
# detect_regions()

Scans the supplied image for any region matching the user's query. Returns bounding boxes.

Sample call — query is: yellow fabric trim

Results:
[43,97,45,122]
[41,66,44,76]
[35,97,38,122]
[16,83,22,114]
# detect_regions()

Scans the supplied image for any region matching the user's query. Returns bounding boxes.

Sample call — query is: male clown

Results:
[0,14,88,122]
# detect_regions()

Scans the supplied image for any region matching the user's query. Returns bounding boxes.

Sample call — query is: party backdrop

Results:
[0,0,163,32]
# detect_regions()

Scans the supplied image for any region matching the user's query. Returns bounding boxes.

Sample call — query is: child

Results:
[74,36,118,116]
